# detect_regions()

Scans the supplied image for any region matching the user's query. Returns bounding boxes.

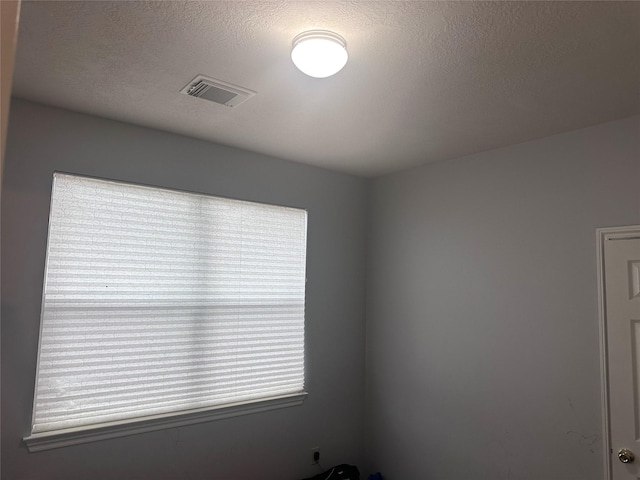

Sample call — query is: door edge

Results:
[597,225,640,480]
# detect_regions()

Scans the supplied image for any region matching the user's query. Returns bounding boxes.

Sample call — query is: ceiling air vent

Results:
[180,75,256,108]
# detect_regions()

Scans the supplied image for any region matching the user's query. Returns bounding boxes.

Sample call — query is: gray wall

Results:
[4,99,640,480]
[1,99,367,480]
[365,115,640,479]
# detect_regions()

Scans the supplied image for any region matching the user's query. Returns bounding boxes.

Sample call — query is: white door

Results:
[603,228,640,479]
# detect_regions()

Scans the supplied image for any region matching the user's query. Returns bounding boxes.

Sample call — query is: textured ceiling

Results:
[12,1,640,177]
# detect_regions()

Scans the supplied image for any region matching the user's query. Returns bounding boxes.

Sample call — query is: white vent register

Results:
[180,74,256,107]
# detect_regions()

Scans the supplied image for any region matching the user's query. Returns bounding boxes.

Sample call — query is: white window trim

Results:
[24,392,307,452]
[27,172,309,452]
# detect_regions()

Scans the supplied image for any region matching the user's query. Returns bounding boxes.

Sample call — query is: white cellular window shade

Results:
[30,173,307,443]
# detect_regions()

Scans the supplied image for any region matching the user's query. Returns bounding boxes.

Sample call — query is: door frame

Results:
[597,225,640,480]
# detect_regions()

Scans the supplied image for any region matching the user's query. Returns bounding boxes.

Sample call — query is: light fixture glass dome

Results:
[291,30,348,78]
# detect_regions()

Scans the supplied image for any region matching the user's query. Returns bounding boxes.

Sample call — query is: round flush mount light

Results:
[291,30,348,78]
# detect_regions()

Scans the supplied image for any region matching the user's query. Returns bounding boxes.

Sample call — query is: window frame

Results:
[24,392,306,451]
[24,172,308,452]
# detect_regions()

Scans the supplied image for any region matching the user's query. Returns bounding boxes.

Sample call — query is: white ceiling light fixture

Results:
[291,30,348,78]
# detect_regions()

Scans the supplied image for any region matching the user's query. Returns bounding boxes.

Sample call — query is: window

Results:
[26,173,307,450]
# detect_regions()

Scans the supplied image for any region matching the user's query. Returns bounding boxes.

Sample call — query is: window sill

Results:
[24,392,307,452]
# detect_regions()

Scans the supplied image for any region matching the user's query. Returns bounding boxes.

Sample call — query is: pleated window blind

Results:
[32,173,307,435]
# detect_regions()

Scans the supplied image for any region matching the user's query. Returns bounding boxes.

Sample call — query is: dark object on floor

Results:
[301,464,360,480]
[367,473,382,480]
